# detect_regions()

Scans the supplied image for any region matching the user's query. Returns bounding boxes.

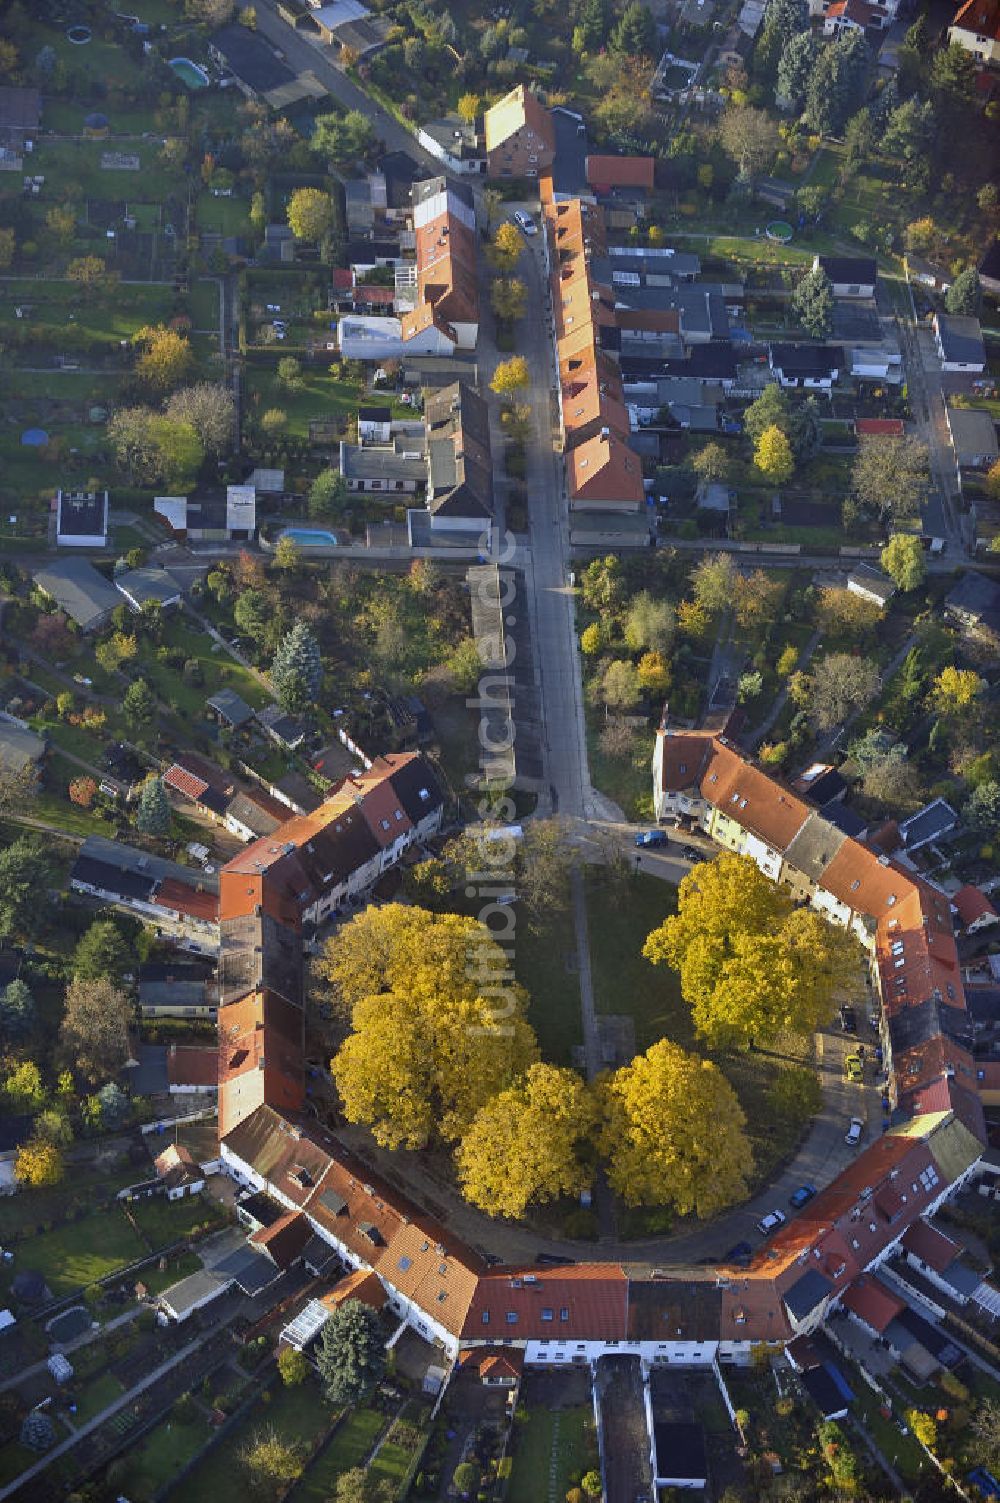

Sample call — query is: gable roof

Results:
[900,1218,961,1272]
[817,254,877,285]
[464,1265,629,1341]
[951,0,1000,40]
[586,154,655,191]
[566,430,645,505]
[841,1275,905,1333]
[484,84,554,154]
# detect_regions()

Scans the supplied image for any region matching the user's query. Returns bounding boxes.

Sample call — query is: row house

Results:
[70,836,219,953]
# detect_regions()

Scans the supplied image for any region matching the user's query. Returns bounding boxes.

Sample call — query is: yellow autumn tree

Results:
[15,1137,64,1188]
[754,424,795,484]
[327,905,538,1148]
[637,650,670,696]
[489,221,523,272]
[598,1039,753,1214]
[457,92,481,124]
[930,665,986,716]
[286,186,335,243]
[456,1063,597,1218]
[133,325,195,394]
[643,852,861,1047]
[490,356,531,396]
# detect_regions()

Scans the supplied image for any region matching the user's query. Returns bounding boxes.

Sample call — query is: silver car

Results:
[845,1116,864,1146]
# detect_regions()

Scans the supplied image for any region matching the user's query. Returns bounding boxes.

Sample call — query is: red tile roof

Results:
[856,418,905,437]
[951,0,1000,43]
[250,1209,312,1269]
[155,878,219,923]
[900,1218,961,1273]
[166,1045,218,1089]
[164,763,210,801]
[586,155,655,192]
[463,1265,629,1341]
[953,885,997,928]
[321,1269,388,1311]
[841,1275,904,1333]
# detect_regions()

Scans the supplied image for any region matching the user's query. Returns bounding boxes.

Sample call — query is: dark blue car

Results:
[635,830,668,848]
[789,1183,818,1209]
[723,1241,753,1267]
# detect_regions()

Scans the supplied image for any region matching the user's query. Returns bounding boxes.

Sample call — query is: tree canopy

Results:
[316,1299,386,1406]
[271,621,323,710]
[880,534,926,592]
[644,853,862,1047]
[599,1039,753,1214]
[851,434,928,524]
[791,266,834,339]
[59,975,132,1085]
[326,906,538,1148]
[457,1063,596,1218]
[0,837,54,940]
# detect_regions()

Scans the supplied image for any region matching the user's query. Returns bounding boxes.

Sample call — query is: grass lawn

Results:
[0,1442,34,1488]
[0,1160,139,1242]
[190,280,221,331]
[128,1192,226,1246]
[196,191,251,237]
[507,1405,592,1503]
[587,871,679,1053]
[119,1412,214,1502]
[587,719,655,821]
[30,137,182,203]
[0,1204,146,1299]
[290,1407,385,1501]
[175,1380,335,1503]
[243,364,363,441]
[513,896,582,1066]
[73,1370,125,1425]
[0,277,177,345]
[135,613,272,719]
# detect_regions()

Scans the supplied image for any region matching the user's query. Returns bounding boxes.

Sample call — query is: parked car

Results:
[845,1116,864,1146]
[839,1005,858,1034]
[635,830,668,848]
[789,1184,817,1209]
[513,210,536,235]
[723,1241,753,1267]
[868,1011,880,1030]
[845,1054,863,1083]
[682,846,700,861]
[756,1209,787,1237]
[534,1252,575,1266]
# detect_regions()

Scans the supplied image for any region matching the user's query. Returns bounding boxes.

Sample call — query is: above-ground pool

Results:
[765,220,794,243]
[279,527,342,548]
[66,25,92,43]
[46,1305,91,1344]
[169,57,210,89]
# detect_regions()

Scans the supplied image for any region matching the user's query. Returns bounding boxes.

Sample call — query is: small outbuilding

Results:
[56,489,109,548]
[847,564,896,610]
[946,406,998,469]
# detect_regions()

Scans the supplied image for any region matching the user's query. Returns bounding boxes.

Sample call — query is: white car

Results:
[755,1209,786,1237]
[845,1116,864,1146]
[513,210,536,236]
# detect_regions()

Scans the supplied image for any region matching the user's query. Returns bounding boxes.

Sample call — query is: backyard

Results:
[507,1401,594,1503]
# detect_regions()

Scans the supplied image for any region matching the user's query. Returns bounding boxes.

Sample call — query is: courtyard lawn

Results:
[0,1203,146,1299]
[513,897,582,1066]
[29,137,183,204]
[119,1412,214,1502]
[290,1408,386,1501]
[507,1404,592,1503]
[587,719,655,821]
[172,1380,334,1503]
[0,278,177,345]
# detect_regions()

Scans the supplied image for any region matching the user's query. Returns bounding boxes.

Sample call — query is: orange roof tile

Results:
[322,1268,388,1311]
[463,1264,629,1341]
[698,740,810,852]
[586,155,655,192]
[841,1275,904,1333]
[566,430,645,506]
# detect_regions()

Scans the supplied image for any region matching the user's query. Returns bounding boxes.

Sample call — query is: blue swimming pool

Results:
[279,527,342,547]
[169,57,210,90]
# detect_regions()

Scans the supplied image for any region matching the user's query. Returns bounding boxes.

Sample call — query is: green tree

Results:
[272,532,299,570]
[308,468,349,520]
[880,534,926,591]
[791,266,834,339]
[316,1300,386,1406]
[456,1064,596,1218]
[277,356,303,390]
[945,267,982,317]
[234,588,269,639]
[690,442,732,487]
[490,276,528,323]
[452,1462,479,1497]
[971,1401,1000,1475]
[0,837,54,940]
[136,776,171,836]
[95,1082,131,1129]
[580,554,625,614]
[73,920,130,983]
[599,1038,753,1213]
[277,1346,309,1387]
[804,32,871,137]
[164,384,234,458]
[776,31,820,110]
[271,621,323,708]
[123,678,155,731]
[625,593,675,655]
[610,1,655,56]
[312,110,373,166]
[601,659,641,711]
[883,96,935,163]
[690,553,737,616]
[0,978,35,1043]
[743,383,789,447]
[965,780,1000,835]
